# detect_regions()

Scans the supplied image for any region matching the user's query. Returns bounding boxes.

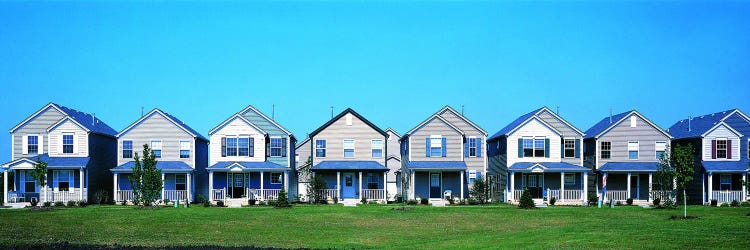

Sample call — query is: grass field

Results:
[0,204,748,249]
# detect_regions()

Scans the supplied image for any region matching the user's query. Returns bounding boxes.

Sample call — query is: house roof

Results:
[438,106,487,135]
[207,161,288,171]
[385,128,401,139]
[111,161,194,173]
[509,162,589,172]
[584,110,672,140]
[667,109,744,139]
[403,114,464,139]
[117,109,208,141]
[402,106,486,141]
[598,162,660,172]
[9,103,117,137]
[702,161,749,173]
[2,154,90,169]
[489,107,583,141]
[238,105,295,138]
[308,108,387,138]
[208,114,267,136]
[295,137,310,149]
[406,161,467,170]
[311,161,388,171]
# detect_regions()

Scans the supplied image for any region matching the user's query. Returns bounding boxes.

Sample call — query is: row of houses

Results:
[2,103,748,206]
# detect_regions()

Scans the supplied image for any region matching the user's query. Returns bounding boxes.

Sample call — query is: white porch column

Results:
[627,172,632,199]
[708,173,713,201]
[743,173,747,201]
[3,170,8,204]
[42,172,47,203]
[260,171,265,201]
[702,173,706,204]
[208,171,213,199]
[79,168,84,200]
[460,170,465,200]
[186,173,192,203]
[284,171,290,197]
[336,171,341,199]
[161,173,165,200]
[358,171,363,199]
[509,171,515,201]
[648,173,653,202]
[583,172,588,202]
[410,171,415,199]
[113,173,118,201]
[560,172,565,202]
[383,172,387,200]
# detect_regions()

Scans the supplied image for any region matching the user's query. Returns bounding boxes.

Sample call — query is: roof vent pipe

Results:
[688,116,692,132]
[461,105,465,116]
[609,107,613,124]
[272,104,275,121]
[92,113,95,126]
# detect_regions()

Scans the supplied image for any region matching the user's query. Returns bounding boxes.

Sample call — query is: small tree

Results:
[130,144,162,207]
[275,188,291,208]
[307,174,328,204]
[469,176,489,204]
[30,158,48,206]
[658,144,695,217]
[655,147,675,206]
[518,187,535,209]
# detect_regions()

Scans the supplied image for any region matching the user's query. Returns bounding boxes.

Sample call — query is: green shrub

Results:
[626,198,633,206]
[653,198,661,207]
[248,199,256,206]
[710,199,718,207]
[615,201,622,206]
[361,196,367,204]
[216,201,224,207]
[720,202,730,207]
[54,201,64,207]
[518,188,535,209]
[163,199,170,205]
[587,192,598,206]
[663,198,676,209]
[395,195,403,203]
[549,197,556,206]
[268,200,279,207]
[77,200,87,207]
[202,200,211,207]
[368,200,378,205]
[93,190,109,205]
[467,198,479,205]
[120,200,127,206]
[740,201,750,207]
[420,198,428,205]
[333,196,338,204]
[30,199,39,207]
[406,199,418,205]
[447,196,455,205]
[66,200,76,207]
[730,200,739,207]
[274,188,291,208]
[196,195,206,204]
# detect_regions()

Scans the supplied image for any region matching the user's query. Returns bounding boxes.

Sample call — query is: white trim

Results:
[507,116,562,137]
[46,116,90,133]
[9,103,66,133]
[370,139,384,159]
[562,138,576,159]
[385,128,402,139]
[535,107,585,135]
[314,139,327,158]
[269,136,284,158]
[592,110,673,139]
[655,141,667,160]
[701,121,744,138]
[270,172,282,184]
[438,106,488,135]
[721,109,750,124]
[627,141,639,160]
[630,116,637,128]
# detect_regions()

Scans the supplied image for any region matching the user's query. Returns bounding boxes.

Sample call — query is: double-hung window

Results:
[371,140,383,158]
[57,170,71,191]
[343,139,355,158]
[655,141,667,160]
[151,140,162,158]
[469,138,478,157]
[27,135,39,154]
[430,136,442,157]
[226,137,238,156]
[179,140,190,158]
[522,138,534,157]
[238,137,250,157]
[63,133,74,154]
[533,139,545,157]
[716,139,727,159]
[601,141,611,159]
[271,173,283,184]
[564,174,575,187]
[315,140,327,157]
[367,173,378,189]
[175,175,186,190]
[719,174,731,190]
[270,138,283,157]
[628,141,639,160]
[122,140,133,159]
[24,171,36,193]
[564,139,575,158]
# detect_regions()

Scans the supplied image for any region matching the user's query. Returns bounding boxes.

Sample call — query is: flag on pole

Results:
[601,174,607,202]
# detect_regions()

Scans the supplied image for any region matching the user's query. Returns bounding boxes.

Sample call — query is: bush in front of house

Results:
[615,201,623,206]
[710,199,718,207]
[467,198,479,205]
[360,196,368,204]
[248,199,256,206]
[67,200,76,207]
[730,200,740,207]
[626,198,633,206]
[720,202,730,207]
[549,197,556,206]
[163,199,171,205]
[587,192,598,206]
[406,199,418,205]
[663,198,676,209]
[216,201,224,207]
[518,188,535,209]
[333,196,338,204]
[740,201,750,207]
[274,188,291,208]
[202,200,211,207]
[77,200,87,207]
[653,198,661,207]
[54,201,65,207]
[30,199,39,207]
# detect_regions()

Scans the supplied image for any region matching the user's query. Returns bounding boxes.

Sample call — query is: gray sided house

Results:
[584,110,672,204]
[295,137,311,201]
[667,109,750,205]
[488,107,587,205]
[2,103,117,205]
[309,108,389,203]
[385,128,401,201]
[206,105,296,204]
[111,109,209,204]
[400,106,488,203]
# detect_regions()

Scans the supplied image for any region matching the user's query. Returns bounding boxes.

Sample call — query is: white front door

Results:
[342,172,355,198]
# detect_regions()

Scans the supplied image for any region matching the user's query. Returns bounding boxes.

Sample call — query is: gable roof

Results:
[385,128,401,139]
[308,108,387,138]
[117,109,208,141]
[488,107,583,141]
[437,106,488,135]
[702,121,743,138]
[295,137,311,149]
[9,103,117,137]
[46,116,89,133]
[584,110,672,140]
[207,114,267,136]
[667,109,746,139]
[238,105,294,138]
[207,161,288,171]
[403,113,464,139]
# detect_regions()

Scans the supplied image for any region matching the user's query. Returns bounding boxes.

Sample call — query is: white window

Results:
[151,140,162,158]
[564,174,575,186]
[534,138,545,157]
[62,133,74,154]
[343,139,355,158]
[371,140,383,158]
[720,174,731,190]
[469,138,479,157]
[716,139,727,159]
[315,140,326,157]
[430,136,442,157]
[655,141,667,160]
[345,114,353,126]
[27,135,39,155]
[271,173,283,184]
[630,116,637,127]
[270,137,284,157]
[468,170,477,183]
[563,139,575,158]
[179,140,191,158]
[122,140,133,159]
[628,141,639,160]
[175,175,186,190]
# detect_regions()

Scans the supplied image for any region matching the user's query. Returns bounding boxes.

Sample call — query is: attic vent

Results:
[345,113,353,126]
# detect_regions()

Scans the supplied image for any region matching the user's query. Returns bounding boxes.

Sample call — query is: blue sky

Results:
[1,1,749,163]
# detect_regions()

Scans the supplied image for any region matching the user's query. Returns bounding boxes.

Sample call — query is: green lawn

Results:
[0,204,748,249]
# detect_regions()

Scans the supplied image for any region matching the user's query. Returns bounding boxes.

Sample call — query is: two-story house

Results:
[488,107,588,205]
[667,109,749,205]
[206,105,296,205]
[111,109,209,204]
[308,108,389,204]
[400,106,488,204]
[2,103,117,205]
[385,128,401,201]
[294,137,312,201]
[584,110,673,204]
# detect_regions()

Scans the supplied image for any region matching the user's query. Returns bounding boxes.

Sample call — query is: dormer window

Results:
[716,139,727,159]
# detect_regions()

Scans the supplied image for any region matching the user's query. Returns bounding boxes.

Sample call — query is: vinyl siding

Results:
[48,120,89,157]
[507,118,561,166]
[537,110,583,166]
[117,113,195,166]
[437,110,487,173]
[702,124,741,161]
[295,139,312,183]
[209,117,266,165]
[408,117,462,162]
[241,108,290,167]
[311,112,386,165]
[386,130,401,182]
[723,113,750,161]
[596,114,671,168]
[12,107,65,159]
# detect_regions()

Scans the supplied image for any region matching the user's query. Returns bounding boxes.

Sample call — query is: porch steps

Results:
[533,199,548,208]
[342,199,358,207]
[225,199,244,208]
[430,199,446,207]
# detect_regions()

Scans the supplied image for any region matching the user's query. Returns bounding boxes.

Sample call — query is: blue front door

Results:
[342,173,355,198]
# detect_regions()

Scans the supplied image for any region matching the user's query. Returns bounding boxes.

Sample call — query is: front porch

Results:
[704,172,748,204]
[208,171,289,202]
[113,172,193,203]
[3,158,88,204]
[600,172,671,203]
[507,162,589,205]
[310,161,389,202]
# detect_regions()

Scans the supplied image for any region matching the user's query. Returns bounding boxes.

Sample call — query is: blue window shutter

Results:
[575,139,581,158]
[281,138,287,157]
[544,138,550,158]
[477,139,482,157]
[518,138,523,158]
[476,171,482,181]
[426,138,431,157]
[464,139,469,157]
[442,138,447,157]
[560,141,565,157]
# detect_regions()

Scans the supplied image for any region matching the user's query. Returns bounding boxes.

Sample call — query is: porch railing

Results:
[512,190,524,200]
[712,191,744,204]
[649,190,672,201]
[211,189,226,201]
[261,189,281,201]
[547,189,583,201]
[362,189,385,200]
[117,190,134,201]
[320,189,339,200]
[605,190,628,201]
[163,190,188,202]
[43,188,87,202]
